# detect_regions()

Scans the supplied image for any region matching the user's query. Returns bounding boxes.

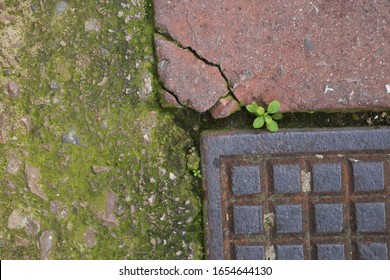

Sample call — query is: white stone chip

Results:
[385,84,390,94]
[169,172,177,180]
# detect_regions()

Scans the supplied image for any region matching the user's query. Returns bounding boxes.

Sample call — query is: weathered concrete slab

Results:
[201,128,390,259]
[155,0,390,115]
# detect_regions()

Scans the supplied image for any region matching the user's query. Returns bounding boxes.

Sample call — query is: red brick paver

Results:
[155,0,390,116]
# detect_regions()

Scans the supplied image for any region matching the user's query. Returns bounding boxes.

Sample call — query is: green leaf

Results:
[267,100,280,114]
[255,106,265,116]
[246,102,258,114]
[264,115,273,124]
[266,119,279,132]
[272,113,283,120]
[253,117,265,128]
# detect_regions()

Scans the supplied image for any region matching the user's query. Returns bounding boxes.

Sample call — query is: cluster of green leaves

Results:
[246,100,283,132]
[192,169,202,178]
[186,147,202,178]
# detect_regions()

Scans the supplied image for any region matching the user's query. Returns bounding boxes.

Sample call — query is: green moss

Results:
[0,0,203,260]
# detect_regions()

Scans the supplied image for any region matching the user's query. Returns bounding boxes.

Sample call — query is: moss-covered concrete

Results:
[0,0,203,259]
[2,0,390,261]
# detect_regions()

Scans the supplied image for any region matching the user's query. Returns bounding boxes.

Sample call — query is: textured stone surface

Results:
[49,200,68,220]
[160,91,183,108]
[315,204,344,233]
[277,245,304,260]
[83,226,97,248]
[84,18,101,32]
[201,128,390,259]
[7,210,26,230]
[6,151,22,175]
[235,245,264,260]
[24,163,47,201]
[155,0,390,113]
[39,231,54,260]
[312,163,342,193]
[273,164,300,193]
[155,37,228,112]
[317,244,345,260]
[353,162,384,192]
[275,205,302,233]
[231,165,260,195]
[210,95,241,119]
[358,243,388,260]
[55,1,68,15]
[233,206,262,234]
[355,203,386,232]
[7,80,19,98]
[7,210,40,236]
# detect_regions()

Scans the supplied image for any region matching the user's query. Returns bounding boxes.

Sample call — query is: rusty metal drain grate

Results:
[201,128,390,260]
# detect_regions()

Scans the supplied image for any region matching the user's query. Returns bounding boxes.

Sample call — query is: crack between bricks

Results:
[161,84,186,107]
[155,30,242,106]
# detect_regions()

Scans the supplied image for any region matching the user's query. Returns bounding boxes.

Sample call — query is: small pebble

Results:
[50,81,58,89]
[100,47,109,55]
[385,84,390,94]
[304,36,313,51]
[169,172,177,180]
[62,129,80,145]
[85,18,101,32]
[55,1,68,15]
[7,81,19,98]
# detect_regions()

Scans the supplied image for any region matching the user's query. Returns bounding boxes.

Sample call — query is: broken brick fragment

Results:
[155,36,228,112]
[161,91,183,108]
[210,95,241,119]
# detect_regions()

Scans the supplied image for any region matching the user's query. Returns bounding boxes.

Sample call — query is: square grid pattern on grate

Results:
[220,155,389,260]
[201,129,390,259]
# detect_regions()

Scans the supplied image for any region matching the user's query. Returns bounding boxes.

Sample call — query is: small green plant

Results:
[186,146,202,178]
[246,100,283,132]
[192,169,202,178]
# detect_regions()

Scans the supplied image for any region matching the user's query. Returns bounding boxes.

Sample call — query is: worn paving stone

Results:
[201,128,390,259]
[154,36,228,112]
[155,0,390,115]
